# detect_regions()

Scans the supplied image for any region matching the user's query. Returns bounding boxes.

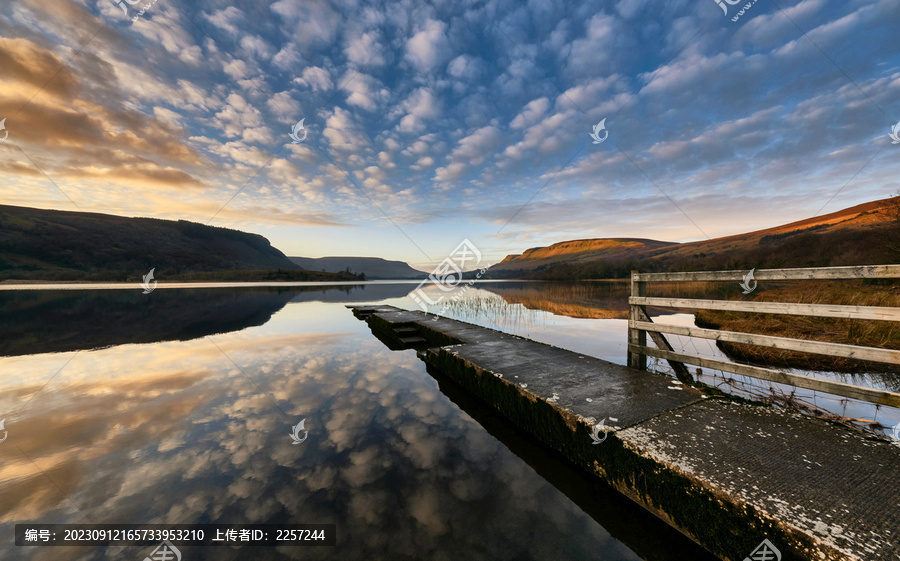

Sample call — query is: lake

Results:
[0,281,895,560]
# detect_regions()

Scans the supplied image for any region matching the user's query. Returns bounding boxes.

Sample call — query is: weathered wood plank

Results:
[629,297,900,322]
[634,264,900,282]
[633,310,693,383]
[628,272,647,371]
[631,321,900,365]
[630,345,900,407]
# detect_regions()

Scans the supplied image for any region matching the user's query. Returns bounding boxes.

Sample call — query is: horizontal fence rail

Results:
[628,297,900,322]
[632,346,900,408]
[627,265,900,409]
[631,321,900,365]
[632,264,900,282]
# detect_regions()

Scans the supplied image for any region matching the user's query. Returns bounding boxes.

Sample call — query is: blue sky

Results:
[0,0,898,270]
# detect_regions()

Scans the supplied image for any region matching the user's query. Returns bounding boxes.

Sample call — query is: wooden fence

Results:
[627,265,900,408]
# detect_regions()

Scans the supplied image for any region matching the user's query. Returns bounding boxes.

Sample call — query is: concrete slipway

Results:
[349,305,900,561]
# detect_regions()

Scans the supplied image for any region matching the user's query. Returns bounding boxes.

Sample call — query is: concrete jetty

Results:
[349,305,900,561]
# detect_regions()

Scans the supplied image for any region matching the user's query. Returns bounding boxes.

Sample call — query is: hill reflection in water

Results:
[0,283,414,357]
[480,280,630,319]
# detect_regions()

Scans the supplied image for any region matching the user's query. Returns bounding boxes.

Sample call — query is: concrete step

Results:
[346,305,399,320]
[398,336,427,345]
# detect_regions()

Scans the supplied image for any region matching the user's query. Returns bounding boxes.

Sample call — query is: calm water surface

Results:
[407,281,900,430]
[0,284,721,561]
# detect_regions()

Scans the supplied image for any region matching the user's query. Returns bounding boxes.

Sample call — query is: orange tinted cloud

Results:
[0,36,208,191]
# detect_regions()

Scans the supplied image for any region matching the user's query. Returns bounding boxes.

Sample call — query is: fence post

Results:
[628,270,647,370]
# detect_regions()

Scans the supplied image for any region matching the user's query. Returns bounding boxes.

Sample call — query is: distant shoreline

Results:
[0,279,524,290]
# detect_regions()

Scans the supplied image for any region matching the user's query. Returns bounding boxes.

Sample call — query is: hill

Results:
[0,205,358,282]
[288,256,427,279]
[487,198,900,279]
[492,238,676,274]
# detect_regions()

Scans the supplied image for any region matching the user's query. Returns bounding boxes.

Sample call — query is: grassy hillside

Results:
[493,238,676,274]
[288,256,426,279]
[487,198,900,279]
[0,205,361,282]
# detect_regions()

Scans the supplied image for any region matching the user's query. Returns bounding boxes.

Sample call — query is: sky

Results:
[0,0,898,271]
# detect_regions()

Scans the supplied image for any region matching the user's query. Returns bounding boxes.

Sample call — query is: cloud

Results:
[346,31,384,66]
[292,66,333,91]
[0,36,208,195]
[66,162,207,189]
[447,126,502,166]
[130,4,203,65]
[240,35,274,60]
[340,72,389,111]
[447,55,481,80]
[434,162,467,183]
[323,106,370,153]
[395,88,441,133]
[1,0,897,257]
[205,6,244,36]
[214,93,266,140]
[510,97,550,129]
[401,135,435,157]
[411,156,434,170]
[563,13,618,75]
[404,19,448,72]
[616,0,649,19]
[0,37,79,99]
[502,109,575,161]
[272,43,302,69]
[267,91,302,123]
[153,107,183,128]
[223,58,249,80]
[270,0,341,45]
[378,151,396,169]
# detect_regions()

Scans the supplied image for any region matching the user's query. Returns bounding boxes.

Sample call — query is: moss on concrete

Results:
[425,346,849,561]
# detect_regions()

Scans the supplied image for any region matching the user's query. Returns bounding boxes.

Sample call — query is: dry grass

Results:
[693,280,900,373]
[648,280,733,298]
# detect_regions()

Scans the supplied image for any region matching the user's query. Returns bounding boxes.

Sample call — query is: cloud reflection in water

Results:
[0,300,638,561]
